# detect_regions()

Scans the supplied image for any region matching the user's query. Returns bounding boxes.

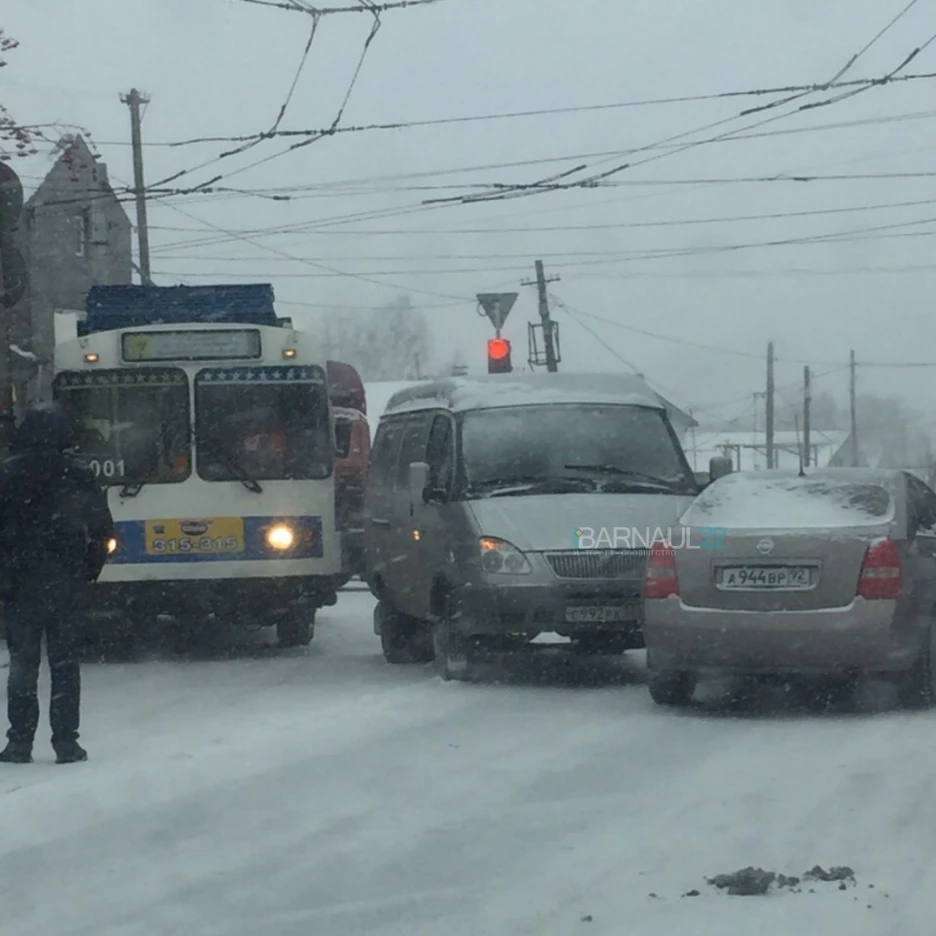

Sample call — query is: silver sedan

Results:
[642,468,936,708]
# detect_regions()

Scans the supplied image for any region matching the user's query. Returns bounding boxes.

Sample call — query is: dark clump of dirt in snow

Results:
[705,865,857,896]
[706,867,800,895]
[803,865,855,883]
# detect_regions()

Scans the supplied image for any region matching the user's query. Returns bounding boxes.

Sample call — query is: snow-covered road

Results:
[1,589,934,935]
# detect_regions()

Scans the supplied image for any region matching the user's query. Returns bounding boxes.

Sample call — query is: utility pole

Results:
[121,88,152,284]
[765,341,775,470]
[849,349,858,466]
[803,365,811,468]
[521,260,560,372]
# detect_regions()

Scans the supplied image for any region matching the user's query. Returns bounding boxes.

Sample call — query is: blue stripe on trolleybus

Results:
[109,516,324,564]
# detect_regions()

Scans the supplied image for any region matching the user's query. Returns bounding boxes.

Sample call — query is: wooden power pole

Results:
[850,349,858,466]
[522,260,560,372]
[121,88,152,284]
[765,341,775,469]
[803,365,811,468]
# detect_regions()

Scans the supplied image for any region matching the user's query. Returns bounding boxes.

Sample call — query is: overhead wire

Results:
[86,70,936,149]
[145,0,385,193]
[149,214,936,278]
[229,0,452,13]
[431,16,936,207]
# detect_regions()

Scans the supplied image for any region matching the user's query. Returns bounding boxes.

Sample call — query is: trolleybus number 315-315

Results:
[88,458,126,479]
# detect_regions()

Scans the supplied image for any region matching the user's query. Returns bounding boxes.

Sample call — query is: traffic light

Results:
[487,336,512,374]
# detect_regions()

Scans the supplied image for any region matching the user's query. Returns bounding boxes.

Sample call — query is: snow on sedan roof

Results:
[682,469,898,530]
[383,373,666,418]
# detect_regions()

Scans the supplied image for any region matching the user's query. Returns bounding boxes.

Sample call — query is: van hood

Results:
[467,492,697,553]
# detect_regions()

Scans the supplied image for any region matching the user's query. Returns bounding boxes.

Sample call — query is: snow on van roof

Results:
[382,373,668,417]
[682,468,900,530]
[364,381,426,430]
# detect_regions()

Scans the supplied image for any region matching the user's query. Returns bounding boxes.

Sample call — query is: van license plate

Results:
[565,606,635,623]
[718,566,811,590]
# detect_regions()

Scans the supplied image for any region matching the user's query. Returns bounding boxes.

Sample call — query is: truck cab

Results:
[327,361,370,581]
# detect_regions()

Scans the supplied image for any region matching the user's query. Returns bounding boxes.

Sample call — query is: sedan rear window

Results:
[683,474,895,529]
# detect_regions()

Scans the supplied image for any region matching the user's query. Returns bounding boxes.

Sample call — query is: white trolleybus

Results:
[52,283,341,650]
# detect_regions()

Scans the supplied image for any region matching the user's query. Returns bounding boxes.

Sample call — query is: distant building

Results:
[687,428,882,473]
[7,135,132,399]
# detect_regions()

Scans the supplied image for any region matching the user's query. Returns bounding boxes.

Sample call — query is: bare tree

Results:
[0,30,38,160]
[321,295,432,381]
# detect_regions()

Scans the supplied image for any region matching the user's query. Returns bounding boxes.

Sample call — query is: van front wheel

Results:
[377,602,433,664]
[433,594,472,681]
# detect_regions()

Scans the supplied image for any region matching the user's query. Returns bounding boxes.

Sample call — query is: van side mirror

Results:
[709,456,732,481]
[409,461,430,505]
[334,421,352,459]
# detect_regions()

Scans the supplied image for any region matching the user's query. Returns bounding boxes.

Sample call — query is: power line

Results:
[694,366,849,414]
[557,302,692,411]
[229,0,452,13]
[149,214,936,278]
[87,71,936,149]
[430,32,936,207]
[145,2,385,193]
[143,195,936,244]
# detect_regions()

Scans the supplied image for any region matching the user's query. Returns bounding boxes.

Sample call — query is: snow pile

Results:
[683,472,896,530]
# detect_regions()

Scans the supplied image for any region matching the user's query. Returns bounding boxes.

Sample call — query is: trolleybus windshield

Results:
[53,368,191,485]
[194,366,332,482]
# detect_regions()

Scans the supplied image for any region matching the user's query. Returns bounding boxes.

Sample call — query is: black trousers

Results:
[5,582,85,747]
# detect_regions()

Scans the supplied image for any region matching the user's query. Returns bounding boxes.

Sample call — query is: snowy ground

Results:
[1,588,934,935]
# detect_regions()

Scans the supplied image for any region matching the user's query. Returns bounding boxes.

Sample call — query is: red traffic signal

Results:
[487,337,512,373]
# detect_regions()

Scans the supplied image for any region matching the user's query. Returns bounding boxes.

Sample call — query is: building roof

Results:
[3,135,103,204]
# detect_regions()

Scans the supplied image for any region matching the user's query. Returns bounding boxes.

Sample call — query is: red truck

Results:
[327,361,370,582]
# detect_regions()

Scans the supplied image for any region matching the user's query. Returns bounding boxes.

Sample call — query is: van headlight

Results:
[266,524,296,551]
[479,537,531,575]
[106,537,119,556]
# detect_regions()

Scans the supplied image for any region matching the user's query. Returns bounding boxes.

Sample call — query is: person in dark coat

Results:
[0,402,115,764]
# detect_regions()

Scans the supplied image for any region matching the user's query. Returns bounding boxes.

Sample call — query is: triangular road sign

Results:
[477,292,518,331]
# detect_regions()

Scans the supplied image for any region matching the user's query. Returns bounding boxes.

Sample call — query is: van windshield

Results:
[460,404,696,496]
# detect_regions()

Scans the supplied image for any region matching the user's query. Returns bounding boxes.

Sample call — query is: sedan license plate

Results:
[718,566,811,590]
[145,518,245,556]
[565,605,636,624]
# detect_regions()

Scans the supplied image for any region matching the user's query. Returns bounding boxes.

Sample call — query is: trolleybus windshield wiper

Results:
[119,460,160,498]
[201,439,264,494]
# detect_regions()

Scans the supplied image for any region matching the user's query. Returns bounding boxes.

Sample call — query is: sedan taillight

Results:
[644,544,679,599]
[857,537,902,600]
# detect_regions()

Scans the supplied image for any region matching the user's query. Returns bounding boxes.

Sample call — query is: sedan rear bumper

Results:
[644,596,921,675]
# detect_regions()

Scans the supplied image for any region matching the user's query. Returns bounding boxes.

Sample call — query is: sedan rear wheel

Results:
[897,624,936,710]
[648,670,696,707]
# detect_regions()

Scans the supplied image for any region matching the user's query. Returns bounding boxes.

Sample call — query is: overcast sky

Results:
[5,0,936,429]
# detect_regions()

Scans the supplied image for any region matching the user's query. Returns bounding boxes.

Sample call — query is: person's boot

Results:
[0,741,33,764]
[53,741,88,764]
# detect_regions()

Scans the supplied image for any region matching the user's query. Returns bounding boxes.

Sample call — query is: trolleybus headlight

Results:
[266,524,296,551]
[106,537,119,556]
